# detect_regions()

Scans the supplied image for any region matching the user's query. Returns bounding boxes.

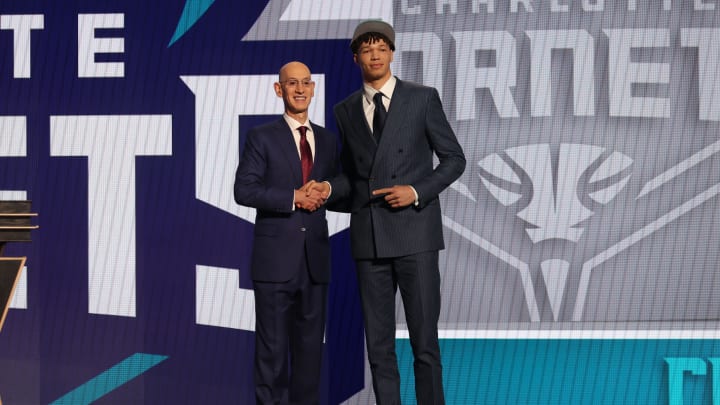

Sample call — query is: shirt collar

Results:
[363,76,397,105]
[282,113,312,134]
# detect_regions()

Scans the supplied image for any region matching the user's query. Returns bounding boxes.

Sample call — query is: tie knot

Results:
[297,126,307,137]
[373,92,384,105]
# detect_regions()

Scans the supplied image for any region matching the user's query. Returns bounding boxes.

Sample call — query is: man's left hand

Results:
[372,185,416,208]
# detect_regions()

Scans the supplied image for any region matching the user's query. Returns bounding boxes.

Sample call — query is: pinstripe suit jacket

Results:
[330,78,466,259]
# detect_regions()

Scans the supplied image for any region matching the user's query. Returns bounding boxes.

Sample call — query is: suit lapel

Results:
[309,122,324,179]
[371,79,409,170]
[274,119,303,185]
[379,79,408,147]
[345,91,375,145]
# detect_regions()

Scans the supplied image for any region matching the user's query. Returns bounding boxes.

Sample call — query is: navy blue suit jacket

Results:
[234,118,337,283]
[330,79,466,259]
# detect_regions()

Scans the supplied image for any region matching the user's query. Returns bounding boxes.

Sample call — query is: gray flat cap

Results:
[351,20,395,45]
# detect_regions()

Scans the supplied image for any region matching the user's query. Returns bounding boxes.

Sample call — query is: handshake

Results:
[294,180,331,212]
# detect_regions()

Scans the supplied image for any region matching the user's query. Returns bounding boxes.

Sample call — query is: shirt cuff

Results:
[409,185,419,206]
[323,181,332,199]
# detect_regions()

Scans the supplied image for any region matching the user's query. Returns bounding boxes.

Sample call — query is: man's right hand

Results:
[294,188,325,212]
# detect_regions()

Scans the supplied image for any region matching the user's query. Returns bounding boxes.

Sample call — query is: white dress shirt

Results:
[362,76,397,135]
[283,113,315,161]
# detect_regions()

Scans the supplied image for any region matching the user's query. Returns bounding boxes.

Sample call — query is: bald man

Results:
[234,61,337,404]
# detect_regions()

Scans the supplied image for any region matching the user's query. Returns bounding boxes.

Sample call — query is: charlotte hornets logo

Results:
[479,144,633,243]
[475,144,633,320]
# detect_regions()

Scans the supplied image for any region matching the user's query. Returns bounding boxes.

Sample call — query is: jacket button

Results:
[300,227,306,232]
[391,175,396,179]
[398,148,403,153]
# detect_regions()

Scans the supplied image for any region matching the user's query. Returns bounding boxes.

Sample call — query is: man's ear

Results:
[273,82,282,97]
[353,54,358,65]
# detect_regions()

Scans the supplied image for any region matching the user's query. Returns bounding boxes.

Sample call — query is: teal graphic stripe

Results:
[168,0,217,47]
[50,353,168,405]
[397,339,720,404]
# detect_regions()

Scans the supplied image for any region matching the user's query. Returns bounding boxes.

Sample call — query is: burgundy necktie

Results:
[298,126,313,183]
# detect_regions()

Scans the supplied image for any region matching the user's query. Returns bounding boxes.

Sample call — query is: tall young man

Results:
[309,21,466,405]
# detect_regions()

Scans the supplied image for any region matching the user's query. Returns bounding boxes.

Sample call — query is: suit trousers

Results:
[356,250,445,405]
[253,254,328,405]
